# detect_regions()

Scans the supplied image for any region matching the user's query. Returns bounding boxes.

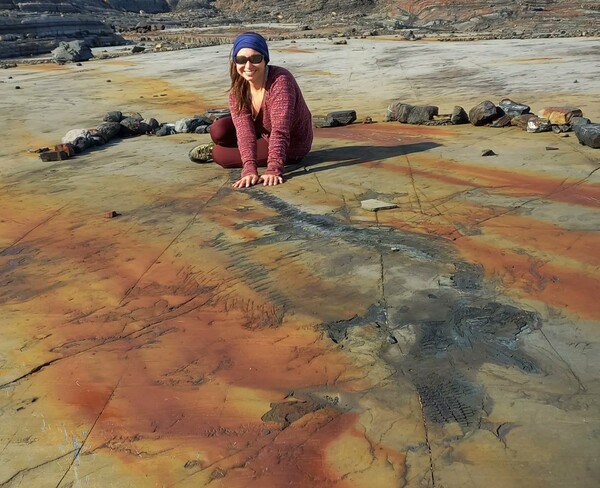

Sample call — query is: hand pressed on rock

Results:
[233,174,260,189]
[260,174,283,186]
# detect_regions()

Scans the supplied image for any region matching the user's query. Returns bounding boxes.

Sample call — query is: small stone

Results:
[527,117,552,133]
[106,79,111,83]
[511,113,536,130]
[40,151,68,162]
[361,199,398,211]
[15,85,20,89]
[104,211,120,219]
[481,149,497,156]
[362,116,373,124]
[387,335,398,344]
[53,143,75,157]
[490,115,512,128]
[545,147,559,151]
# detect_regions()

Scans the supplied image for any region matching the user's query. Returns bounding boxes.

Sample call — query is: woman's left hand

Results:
[259,174,283,186]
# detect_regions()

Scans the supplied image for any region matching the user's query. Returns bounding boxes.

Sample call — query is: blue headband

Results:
[232,32,270,64]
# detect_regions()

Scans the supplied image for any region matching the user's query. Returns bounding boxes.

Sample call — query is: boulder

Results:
[574,123,600,148]
[538,107,583,125]
[174,116,212,133]
[384,102,438,124]
[204,108,230,121]
[511,113,536,130]
[498,98,530,117]
[122,112,144,122]
[92,122,122,142]
[52,40,93,64]
[469,100,499,126]
[526,117,552,133]
[313,110,357,128]
[120,117,150,136]
[155,123,176,137]
[570,117,591,129]
[62,128,93,152]
[450,106,469,125]
[144,118,160,131]
[103,111,123,123]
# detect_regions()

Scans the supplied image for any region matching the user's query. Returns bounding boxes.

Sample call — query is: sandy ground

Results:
[0,37,599,487]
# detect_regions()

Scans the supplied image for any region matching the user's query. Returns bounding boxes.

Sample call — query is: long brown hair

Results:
[229,60,250,114]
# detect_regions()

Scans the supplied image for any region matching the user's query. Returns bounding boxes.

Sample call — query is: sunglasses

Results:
[234,54,264,65]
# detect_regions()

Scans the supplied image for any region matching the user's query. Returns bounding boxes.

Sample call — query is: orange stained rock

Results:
[365,153,600,208]
[1,184,405,486]
[456,235,600,319]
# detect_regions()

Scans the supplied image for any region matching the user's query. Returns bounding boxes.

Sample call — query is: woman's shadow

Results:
[284,141,442,180]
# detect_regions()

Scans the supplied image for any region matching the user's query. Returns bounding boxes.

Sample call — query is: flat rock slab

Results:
[360,198,399,211]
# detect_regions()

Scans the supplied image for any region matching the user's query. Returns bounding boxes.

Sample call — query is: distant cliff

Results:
[1,0,598,59]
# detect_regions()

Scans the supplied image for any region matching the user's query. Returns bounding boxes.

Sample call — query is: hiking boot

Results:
[188,142,215,163]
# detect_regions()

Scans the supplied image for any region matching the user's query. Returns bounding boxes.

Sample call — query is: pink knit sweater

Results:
[229,66,313,177]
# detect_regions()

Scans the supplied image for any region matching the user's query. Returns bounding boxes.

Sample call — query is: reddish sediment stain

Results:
[367,154,600,209]
[2,187,391,486]
[456,236,600,319]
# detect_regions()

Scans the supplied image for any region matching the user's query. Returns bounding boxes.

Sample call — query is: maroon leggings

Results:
[210,116,301,169]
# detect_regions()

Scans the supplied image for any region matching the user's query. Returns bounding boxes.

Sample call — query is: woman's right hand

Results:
[233,174,260,189]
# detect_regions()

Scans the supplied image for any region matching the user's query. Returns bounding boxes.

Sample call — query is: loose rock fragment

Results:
[538,106,583,125]
[104,211,120,219]
[54,143,75,157]
[385,102,438,124]
[92,122,121,142]
[174,116,212,133]
[62,128,93,152]
[360,199,398,211]
[574,123,600,148]
[481,149,497,156]
[527,117,552,133]
[313,110,357,128]
[490,115,512,128]
[469,100,499,126]
[511,113,536,130]
[570,117,591,129]
[103,111,123,123]
[52,40,93,64]
[498,98,530,117]
[450,106,469,125]
[40,150,68,162]
[120,117,150,136]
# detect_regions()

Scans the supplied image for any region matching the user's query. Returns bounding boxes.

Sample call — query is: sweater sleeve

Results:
[264,74,296,176]
[228,91,258,177]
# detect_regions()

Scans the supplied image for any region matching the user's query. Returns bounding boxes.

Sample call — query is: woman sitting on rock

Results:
[189,32,313,188]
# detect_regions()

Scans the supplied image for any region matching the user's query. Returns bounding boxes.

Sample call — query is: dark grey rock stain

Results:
[232,191,543,430]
